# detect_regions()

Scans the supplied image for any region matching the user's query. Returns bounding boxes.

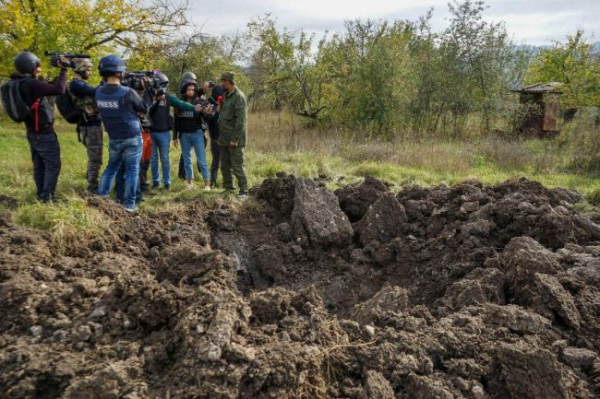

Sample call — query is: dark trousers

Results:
[220,145,247,194]
[139,159,150,192]
[210,139,221,187]
[27,132,61,202]
[78,125,103,192]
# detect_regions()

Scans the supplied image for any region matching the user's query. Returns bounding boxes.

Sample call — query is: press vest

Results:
[96,85,141,140]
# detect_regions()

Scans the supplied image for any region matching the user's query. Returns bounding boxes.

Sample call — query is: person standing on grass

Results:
[11,51,69,202]
[148,73,202,190]
[95,55,146,212]
[204,80,225,189]
[173,80,211,191]
[114,75,154,203]
[218,72,248,199]
[70,58,102,193]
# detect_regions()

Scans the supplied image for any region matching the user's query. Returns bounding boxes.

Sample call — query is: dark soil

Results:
[1,175,599,399]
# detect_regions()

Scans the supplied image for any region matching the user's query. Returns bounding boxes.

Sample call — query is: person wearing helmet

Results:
[173,80,211,191]
[12,51,70,202]
[95,55,148,212]
[181,71,197,82]
[70,58,103,193]
[148,73,202,190]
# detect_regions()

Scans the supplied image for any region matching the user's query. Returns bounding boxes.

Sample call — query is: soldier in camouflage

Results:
[70,58,103,193]
[218,72,248,199]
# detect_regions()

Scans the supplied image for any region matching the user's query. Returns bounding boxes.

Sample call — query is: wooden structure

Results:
[512,82,563,137]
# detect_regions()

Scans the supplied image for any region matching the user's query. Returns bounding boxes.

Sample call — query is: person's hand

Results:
[173,140,179,149]
[194,103,203,112]
[229,141,238,148]
[155,94,166,101]
[59,56,70,69]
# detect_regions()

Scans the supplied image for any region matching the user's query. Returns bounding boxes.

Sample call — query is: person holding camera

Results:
[148,73,202,190]
[173,80,211,191]
[95,55,147,212]
[70,58,102,193]
[114,73,154,203]
[218,72,248,199]
[11,51,69,202]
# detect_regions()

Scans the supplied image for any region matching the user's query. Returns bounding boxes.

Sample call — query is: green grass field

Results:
[2,113,600,247]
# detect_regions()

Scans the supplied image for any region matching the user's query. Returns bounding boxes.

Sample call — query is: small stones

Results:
[30,325,43,337]
[90,306,108,318]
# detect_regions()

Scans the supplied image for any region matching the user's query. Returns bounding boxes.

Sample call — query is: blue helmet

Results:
[98,55,126,73]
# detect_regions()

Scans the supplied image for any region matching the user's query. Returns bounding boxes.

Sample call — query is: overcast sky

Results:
[190,0,600,45]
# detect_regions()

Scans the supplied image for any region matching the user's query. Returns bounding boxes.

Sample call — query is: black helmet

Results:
[153,73,169,89]
[181,71,197,81]
[14,51,41,74]
[98,55,126,73]
[179,79,198,95]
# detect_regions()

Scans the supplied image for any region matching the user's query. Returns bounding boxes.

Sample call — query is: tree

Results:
[525,29,600,114]
[0,0,190,76]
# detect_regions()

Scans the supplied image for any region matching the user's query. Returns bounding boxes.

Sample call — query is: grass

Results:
[1,111,600,246]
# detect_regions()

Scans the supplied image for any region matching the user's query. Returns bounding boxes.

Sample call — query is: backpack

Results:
[0,78,35,123]
[56,85,84,124]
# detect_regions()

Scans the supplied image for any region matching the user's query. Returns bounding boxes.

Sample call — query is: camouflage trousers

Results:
[78,125,103,193]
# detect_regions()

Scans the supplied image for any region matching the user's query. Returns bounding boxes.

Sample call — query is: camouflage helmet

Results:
[72,58,93,74]
[181,71,197,82]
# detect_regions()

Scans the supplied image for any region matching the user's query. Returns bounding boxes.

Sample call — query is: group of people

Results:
[9,51,248,212]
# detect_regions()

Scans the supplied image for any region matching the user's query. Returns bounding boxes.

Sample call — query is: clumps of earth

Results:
[1,174,600,399]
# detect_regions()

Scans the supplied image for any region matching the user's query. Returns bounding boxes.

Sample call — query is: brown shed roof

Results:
[512,82,564,94]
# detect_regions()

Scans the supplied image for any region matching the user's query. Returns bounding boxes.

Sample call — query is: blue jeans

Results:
[98,136,142,209]
[180,130,210,180]
[150,131,171,186]
[114,161,142,204]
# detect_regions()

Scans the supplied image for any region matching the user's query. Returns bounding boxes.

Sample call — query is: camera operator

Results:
[148,73,203,190]
[70,58,102,193]
[12,51,69,202]
[95,55,147,212]
[115,73,154,202]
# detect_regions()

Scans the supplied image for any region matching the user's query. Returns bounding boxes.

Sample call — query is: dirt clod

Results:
[1,176,600,398]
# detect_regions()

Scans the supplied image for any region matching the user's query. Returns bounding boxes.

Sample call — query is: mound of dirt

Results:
[1,175,600,399]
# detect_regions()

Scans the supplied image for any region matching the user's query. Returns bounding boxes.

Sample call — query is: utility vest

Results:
[20,78,54,132]
[175,105,198,133]
[95,85,141,140]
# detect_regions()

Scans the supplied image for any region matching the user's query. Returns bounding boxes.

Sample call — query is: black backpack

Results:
[0,78,34,123]
[56,85,83,124]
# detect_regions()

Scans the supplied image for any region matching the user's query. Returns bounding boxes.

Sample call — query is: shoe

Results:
[124,206,138,213]
[164,184,171,191]
[237,193,249,200]
[203,186,211,192]
[186,182,195,190]
[152,182,160,189]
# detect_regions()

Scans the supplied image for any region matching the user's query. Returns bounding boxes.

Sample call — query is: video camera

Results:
[123,70,156,91]
[44,51,91,69]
